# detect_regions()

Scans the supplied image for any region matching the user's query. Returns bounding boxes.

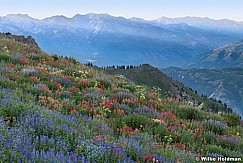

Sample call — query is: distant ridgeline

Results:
[0,32,40,50]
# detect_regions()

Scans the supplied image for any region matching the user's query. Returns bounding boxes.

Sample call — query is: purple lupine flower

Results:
[10,54,22,61]
[21,68,41,75]
[205,119,228,129]
[115,91,136,99]
[132,106,160,118]
[115,103,131,111]
[0,67,10,73]
[217,135,240,146]
[58,78,72,87]
[84,91,101,98]
[32,83,46,89]
[31,54,41,60]
[209,153,225,157]
[59,90,73,96]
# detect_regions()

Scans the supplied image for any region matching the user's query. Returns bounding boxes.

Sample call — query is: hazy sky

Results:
[0,0,243,21]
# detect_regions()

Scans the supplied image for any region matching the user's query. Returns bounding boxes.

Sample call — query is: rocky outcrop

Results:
[0,32,40,49]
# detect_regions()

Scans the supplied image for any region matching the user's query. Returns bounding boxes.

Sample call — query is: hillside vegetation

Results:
[162,67,243,117]
[0,36,242,162]
[103,64,233,114]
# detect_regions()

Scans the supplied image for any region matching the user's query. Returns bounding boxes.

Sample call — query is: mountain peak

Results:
[42,15,71,23]
[45,15,69,19]
[5,14,36,21]
[72,13,112,19]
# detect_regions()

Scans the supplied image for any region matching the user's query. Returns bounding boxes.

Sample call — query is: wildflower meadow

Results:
[0,36,242,162]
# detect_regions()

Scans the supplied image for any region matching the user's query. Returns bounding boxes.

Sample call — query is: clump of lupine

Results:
[0,36,243,162]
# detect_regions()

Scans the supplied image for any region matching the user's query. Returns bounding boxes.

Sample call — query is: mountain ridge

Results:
[153,16,243,33]
[195,40,243,68]
[2,13,243,23]
[1,13,243,68]
[100,64,233,114]
[162,67,243,117]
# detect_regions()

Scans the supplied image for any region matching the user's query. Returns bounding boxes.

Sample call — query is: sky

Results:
[0,0,243,21]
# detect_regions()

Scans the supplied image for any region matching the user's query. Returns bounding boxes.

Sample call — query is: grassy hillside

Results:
[103,64,233,114]
[0,36,242,162]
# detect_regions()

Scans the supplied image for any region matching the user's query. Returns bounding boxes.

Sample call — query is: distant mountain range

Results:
[195,40,243,68]
[162,67,243,117]
[153,16,243,33]
[1,14,243,68]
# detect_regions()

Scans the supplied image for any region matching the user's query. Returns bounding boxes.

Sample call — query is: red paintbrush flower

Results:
[70,109,78,115]
[167,126,173,131]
